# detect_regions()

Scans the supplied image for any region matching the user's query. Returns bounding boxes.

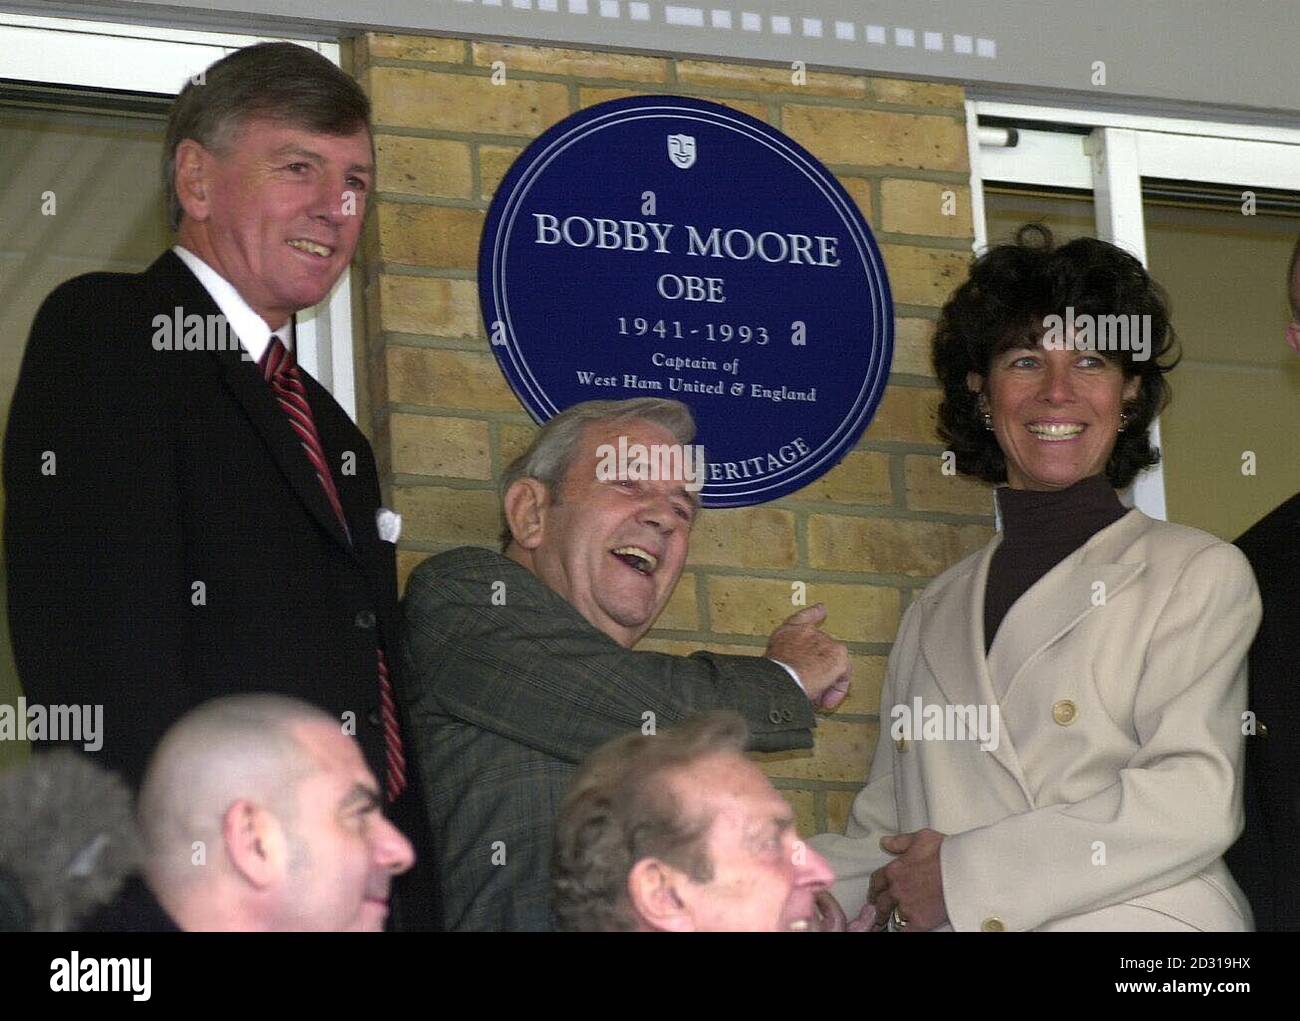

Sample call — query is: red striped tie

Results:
[262,336,407,801]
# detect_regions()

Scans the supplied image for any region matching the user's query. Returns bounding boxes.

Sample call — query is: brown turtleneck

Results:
[984,474,1130,654]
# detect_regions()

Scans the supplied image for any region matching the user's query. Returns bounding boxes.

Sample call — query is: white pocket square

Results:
[376,508,402,543]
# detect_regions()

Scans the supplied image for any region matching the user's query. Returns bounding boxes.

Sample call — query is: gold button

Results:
[1258,722,1269,738]
[1052,699,1078,726]
[981,917,1006,932]
[895,736,910,753]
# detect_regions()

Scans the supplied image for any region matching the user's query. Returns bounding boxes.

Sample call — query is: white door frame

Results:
[967,99,1300,520]
[0,12,359,418]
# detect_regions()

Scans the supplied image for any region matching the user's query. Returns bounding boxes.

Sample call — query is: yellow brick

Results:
[392,486,501,547]
[838,656,887,716]
[706,577,900,644]
[654,572,699,631]
[903,454,995,515]
[377,203,483,270]
[386,347,523,412]
[497,422,538,470]
[390,413,492,480]
[882,179,972,238]
[892,317,936,377]
[808,515,992,577]
[880,244,970,307]
[479,144,524,201]
[363,33,467,65]
[837,176,874,223]
[870,78,965,109]
[577,87,767,122]
[676,59,867,98]
[782,105,967,170]
[824,788,861,834]
[865,386,940,444]
[779,788,817,838]
[376,135,472,199]
[474,42,669,82]
[377,275,480,339]
[397,550,433,595]
[688,506,797,570]
[756,718,878,783]
[366,67,570,135]
[786,450,891,505]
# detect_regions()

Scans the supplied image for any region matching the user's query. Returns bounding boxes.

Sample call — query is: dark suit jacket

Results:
[3,250,403,788]
[1227,492,1300,931]
[400,546,817,931]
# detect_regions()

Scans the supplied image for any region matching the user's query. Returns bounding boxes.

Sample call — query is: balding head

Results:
[139,694,413,931]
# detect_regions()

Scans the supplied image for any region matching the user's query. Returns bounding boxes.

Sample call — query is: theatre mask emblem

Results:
[667,133,696,169]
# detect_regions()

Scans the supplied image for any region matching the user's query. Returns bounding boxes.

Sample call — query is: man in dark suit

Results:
[3,43,415,840]
[1226,237,1300,930]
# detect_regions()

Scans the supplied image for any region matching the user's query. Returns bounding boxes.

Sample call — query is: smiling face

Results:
[277,721,414,932]
[514,418,697,647]
[173,117,372,331]
[668,754,834,932]
[970,336,1140,491]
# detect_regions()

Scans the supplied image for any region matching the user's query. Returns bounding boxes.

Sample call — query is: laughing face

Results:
[970,335,1140,491]
[514,418,697,648]
[173,117,373,331]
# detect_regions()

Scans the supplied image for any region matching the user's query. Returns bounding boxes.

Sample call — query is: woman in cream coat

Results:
[813,227,1261,932]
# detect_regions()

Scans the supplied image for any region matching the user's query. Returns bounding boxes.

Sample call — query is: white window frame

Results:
[0,12,359,418]
[966,98,1300,521]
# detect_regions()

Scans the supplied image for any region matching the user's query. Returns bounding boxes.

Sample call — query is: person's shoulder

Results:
[1235,492,1300,561]
[38,266,153,314]
[405,547,527,600]
[1127,512,1255,586]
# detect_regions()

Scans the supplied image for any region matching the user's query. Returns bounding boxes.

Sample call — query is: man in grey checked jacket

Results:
[400,398,852,931]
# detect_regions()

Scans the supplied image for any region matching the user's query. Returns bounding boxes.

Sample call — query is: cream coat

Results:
[812,509,1262,931]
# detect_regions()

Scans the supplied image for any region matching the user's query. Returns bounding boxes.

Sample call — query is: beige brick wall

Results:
[351,33,994,836]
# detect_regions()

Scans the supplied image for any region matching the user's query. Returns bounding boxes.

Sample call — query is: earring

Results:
[977,398,993,431]
[1118,410,1130,432]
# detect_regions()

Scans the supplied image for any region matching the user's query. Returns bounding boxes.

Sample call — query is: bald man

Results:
[132,694,414,931]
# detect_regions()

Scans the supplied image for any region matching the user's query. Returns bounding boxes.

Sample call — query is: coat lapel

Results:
[144,252,355,552]
[988,509,1149,703]
[917,538,1035,796]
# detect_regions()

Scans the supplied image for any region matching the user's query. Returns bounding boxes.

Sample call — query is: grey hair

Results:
[551,711,750,932]
[163,42,372,231]
[499,398,700,550]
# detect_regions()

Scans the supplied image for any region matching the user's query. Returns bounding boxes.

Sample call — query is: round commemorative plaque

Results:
[479,95,893,507]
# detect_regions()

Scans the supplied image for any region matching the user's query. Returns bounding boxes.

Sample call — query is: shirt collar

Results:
[172,245,291,363]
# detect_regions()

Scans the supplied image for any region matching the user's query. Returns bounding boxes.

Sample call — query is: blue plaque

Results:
[479,95,893,507]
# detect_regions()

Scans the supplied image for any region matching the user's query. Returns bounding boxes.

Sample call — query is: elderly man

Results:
[132,694,414,931]
[4,43,409,804]
[401,397,851,930]
[552,712,840,932]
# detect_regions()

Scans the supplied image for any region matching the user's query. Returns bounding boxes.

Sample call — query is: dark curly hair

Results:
[933,223,1179,489]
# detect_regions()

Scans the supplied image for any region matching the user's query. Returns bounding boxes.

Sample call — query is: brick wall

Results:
[350,33,995,837]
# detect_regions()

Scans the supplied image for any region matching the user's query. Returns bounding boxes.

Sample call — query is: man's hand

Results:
[866,829,949,932]
[765,604,851,709]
